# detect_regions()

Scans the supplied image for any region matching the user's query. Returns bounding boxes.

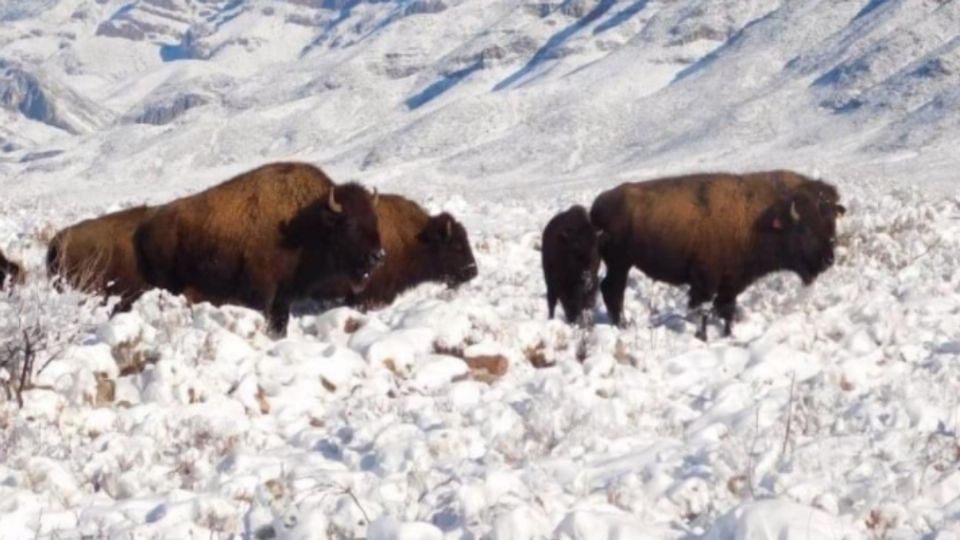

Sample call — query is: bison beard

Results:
[133,162,384,336]
[591,171,843,340]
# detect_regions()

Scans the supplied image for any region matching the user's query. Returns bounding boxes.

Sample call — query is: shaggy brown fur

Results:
[591,170,843,340]
[313,193,477,308]
[0,248,23,290]
[134,162,384,335]
[541,205,600,324]
[47,205,155,312]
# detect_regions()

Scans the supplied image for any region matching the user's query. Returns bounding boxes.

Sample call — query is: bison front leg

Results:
[713,285,742,338]
[546,285,558,320]
[110,290,144,317]
[263,283,293,338]
[560,296,583,325]
[600,261,629,327]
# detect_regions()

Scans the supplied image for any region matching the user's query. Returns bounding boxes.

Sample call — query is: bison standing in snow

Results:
[590,170,845,340]
[0,248,22,290]
[134,162,384,335]
[313,193,478,308]
[47,205,155,312]
[541,205,600,324]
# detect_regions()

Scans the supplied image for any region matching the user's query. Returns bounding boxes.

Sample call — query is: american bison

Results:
[541,205,600,324]
[313,193,478,308]
[0,248,22,290]
[134,162,384,335]
[591,170,844,340]
[47,205,155,312]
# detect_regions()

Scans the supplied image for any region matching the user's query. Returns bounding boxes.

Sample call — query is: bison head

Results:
[416,213,478,286]
[762,193,839,285]
[282,183,384,292]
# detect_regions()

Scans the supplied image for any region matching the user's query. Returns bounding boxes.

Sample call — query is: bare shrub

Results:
[0,281,100,407]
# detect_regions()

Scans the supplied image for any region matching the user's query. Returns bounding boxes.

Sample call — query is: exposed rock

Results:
[404,0,448,16]
[128,93,211,125]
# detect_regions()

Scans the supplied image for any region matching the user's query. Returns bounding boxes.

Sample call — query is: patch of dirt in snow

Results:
[1,183,960,539]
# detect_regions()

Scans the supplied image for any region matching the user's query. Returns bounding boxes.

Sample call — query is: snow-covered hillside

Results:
[1,0,958,202]
[1,1,960,539]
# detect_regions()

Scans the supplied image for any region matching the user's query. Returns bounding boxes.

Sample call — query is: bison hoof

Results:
[695,328,708,341]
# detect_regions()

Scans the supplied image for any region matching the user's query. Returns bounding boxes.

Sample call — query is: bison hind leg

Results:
[600,262,630,327]
[687,285,715,342]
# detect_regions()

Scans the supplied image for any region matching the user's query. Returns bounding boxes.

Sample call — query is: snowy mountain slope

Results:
[0,0,957,204]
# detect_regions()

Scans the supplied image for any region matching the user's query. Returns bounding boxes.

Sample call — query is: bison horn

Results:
[790,200,800,222]
[445,218,453,238]
[328,188,343,214]
[373,188,379,206]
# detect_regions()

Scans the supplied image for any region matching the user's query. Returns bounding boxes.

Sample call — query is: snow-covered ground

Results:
[2,1,960,539]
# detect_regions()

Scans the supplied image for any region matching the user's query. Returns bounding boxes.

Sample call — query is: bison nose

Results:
[369,249,386,267]
[824,253,834,266]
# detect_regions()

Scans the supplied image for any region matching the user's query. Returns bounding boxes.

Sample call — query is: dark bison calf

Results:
[313,193,478,307]
[134,162,384,335]
[47,205,154,312]
[0,248,22,290]
[591,170,844,340]
[541,205,600,324]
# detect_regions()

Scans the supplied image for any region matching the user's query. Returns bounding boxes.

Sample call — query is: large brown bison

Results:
[591,170,845,340]
[312,193,478,308]
[47,205,155,312]
[134,162,384,335]
[541,205,600,324]
[0,248,22,290]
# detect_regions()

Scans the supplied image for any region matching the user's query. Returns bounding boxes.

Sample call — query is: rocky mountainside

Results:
[0,0,957,203]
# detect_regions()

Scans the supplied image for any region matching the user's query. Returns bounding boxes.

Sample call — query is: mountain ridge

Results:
[0,0,956,205]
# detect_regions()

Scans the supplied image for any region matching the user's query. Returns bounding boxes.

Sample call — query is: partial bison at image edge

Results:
[542,204,601,325]
[310,192,478,308]
[134,162,384,336]
[590,170,845,340]
[0,248,23,290]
